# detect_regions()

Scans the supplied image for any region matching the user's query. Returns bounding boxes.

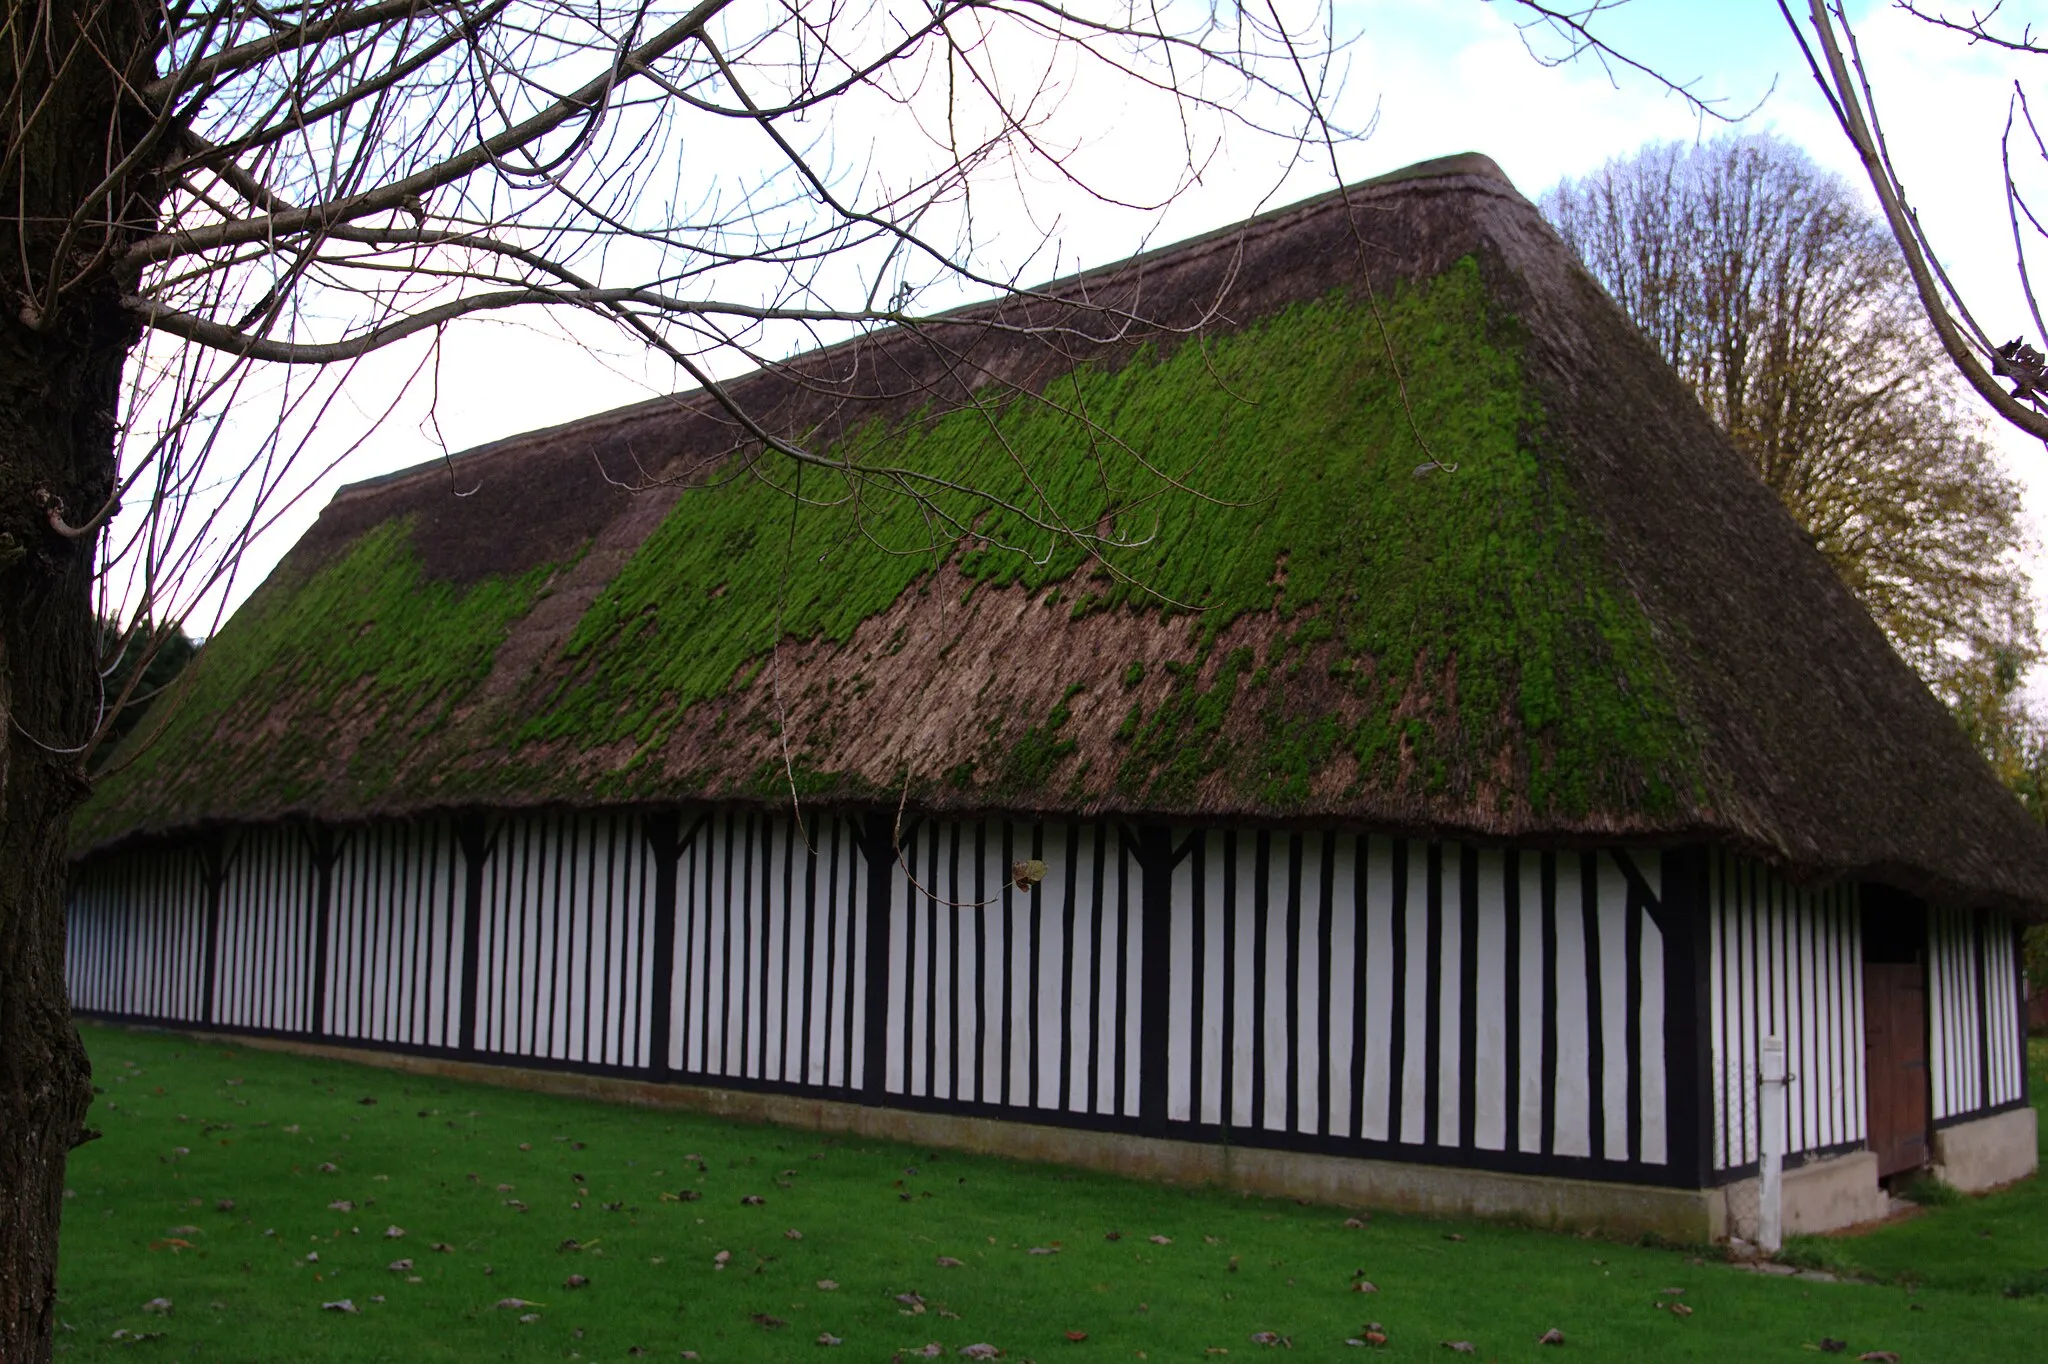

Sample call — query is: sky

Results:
[179,0,2048,653]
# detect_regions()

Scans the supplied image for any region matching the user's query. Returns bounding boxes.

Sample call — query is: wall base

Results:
[1717,1150,1888,1241]
[1933,1107,2039,1193]
[165,1028,1720,1244]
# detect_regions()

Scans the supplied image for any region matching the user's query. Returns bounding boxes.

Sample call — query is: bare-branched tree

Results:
[1512,2,2048,445]
[1545,134,2039,734]
[0,2,1345,1353]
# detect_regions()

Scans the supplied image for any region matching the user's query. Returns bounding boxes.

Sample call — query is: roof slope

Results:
[77,154,2048,914]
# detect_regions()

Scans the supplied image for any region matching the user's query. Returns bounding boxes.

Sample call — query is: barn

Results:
[66,154,2043,1242]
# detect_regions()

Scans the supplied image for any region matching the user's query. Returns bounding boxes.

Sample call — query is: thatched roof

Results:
[76,153,2048,915]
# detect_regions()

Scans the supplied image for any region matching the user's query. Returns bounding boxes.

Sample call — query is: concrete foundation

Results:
[1932,1106,2039,1193]
[1716,1149,1888,1241]
[163,1028,1722,1243]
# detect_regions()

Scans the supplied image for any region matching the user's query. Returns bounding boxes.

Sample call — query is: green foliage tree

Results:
[92,619,198,759]
[1543,134,2040,728]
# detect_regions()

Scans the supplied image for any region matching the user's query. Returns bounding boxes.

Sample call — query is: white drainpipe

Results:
[1759,1035,1788,1254]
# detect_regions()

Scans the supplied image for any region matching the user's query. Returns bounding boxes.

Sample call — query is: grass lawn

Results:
[55,1025,2048,1362]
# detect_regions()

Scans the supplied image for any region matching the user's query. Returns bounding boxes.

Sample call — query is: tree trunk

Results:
[1,4,165,1358]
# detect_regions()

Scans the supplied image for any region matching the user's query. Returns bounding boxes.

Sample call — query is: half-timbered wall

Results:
[1706,853,1864,1173]
[327,820,465,1050]
[213,826,319,1034]
[1161,835,1670,1172]
[63,815,1869,1190]
[1929,909,2027,1122]
[67,848,209,1023]
[882,820,1138,1120]
[670,810,868,1092]
[474,812,653,1068]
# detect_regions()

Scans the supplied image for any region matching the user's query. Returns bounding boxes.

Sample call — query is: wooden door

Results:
[1864,962,1929,1178]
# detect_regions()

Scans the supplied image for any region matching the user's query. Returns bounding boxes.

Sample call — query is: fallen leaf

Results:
[316,1163,338,1174]
[140,1299,172,1316]
[787,1229,805,1241]
[1149,1235,1173,1246]
[1028,1247,1058,1256]
[817,1332,843,1346]
[383,1226,406,1239]
[1342,1217,1369,1229]
[714,1250,731,1269]
[1066,1330,1088,1342]
[327,1200,353,1212]
[1818,1340,1847,1354]
[387,1259,413,1272]
[1441,1344,1475,1355]
[1660,1287,1685,1297]
[752,1313,787,1329]
[1249,1331,1289,1347]
[493,1299,540,1310]
[1667,1304,1693,1318]
[817,1279,839,1291]
[430,1242,453,1253]
[1538,1328,1564,1346]
[937,1256,965,1268]
[742,1195,766,1206]
[1351,1281,1378,1294]
[322,1300,358,1314]
[1858,1354,1899,1363]
[913,1345,944,1359]
[1441,1234,1464,1244]
[215,1199,235,1212]
[518,1313,540,1324]
[959,1345,1001,1359]
[1363,1332,1389,1347]
[1104,1231,1123,1241]
[564,1274,589,1289]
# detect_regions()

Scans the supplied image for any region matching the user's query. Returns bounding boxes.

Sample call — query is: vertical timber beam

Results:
[455,816,491,1057]
[861,812,896,1103]
[1137,825,1174,1135]
[197,832,227,1028]
[644,812,682,1079]
[1660,847,1713,1188]
[306,825,337,1038]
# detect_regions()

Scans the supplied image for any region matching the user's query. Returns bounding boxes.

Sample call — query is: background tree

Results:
[1543,134,2039,727]
[0,3,1343,1355]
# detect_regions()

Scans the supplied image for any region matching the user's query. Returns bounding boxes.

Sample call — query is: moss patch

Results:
[79,256,1702,839]
[80,520,561,837]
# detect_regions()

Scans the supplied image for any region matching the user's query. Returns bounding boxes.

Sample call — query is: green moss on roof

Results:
[79,255,1702,841]
[533,256,1695,814]
[82,521,561,833]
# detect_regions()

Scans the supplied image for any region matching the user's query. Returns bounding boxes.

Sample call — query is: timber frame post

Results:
[1634,845,1713,1189]
[303,824,338,1038]
[859,811,897,1103]
[1132,824,1175,1134]
[196,831,228,1027]
[454,816,492,1057]
[643,811,683,1078]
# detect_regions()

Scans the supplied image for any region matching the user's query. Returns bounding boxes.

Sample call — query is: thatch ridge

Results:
[75,153,2048,917]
